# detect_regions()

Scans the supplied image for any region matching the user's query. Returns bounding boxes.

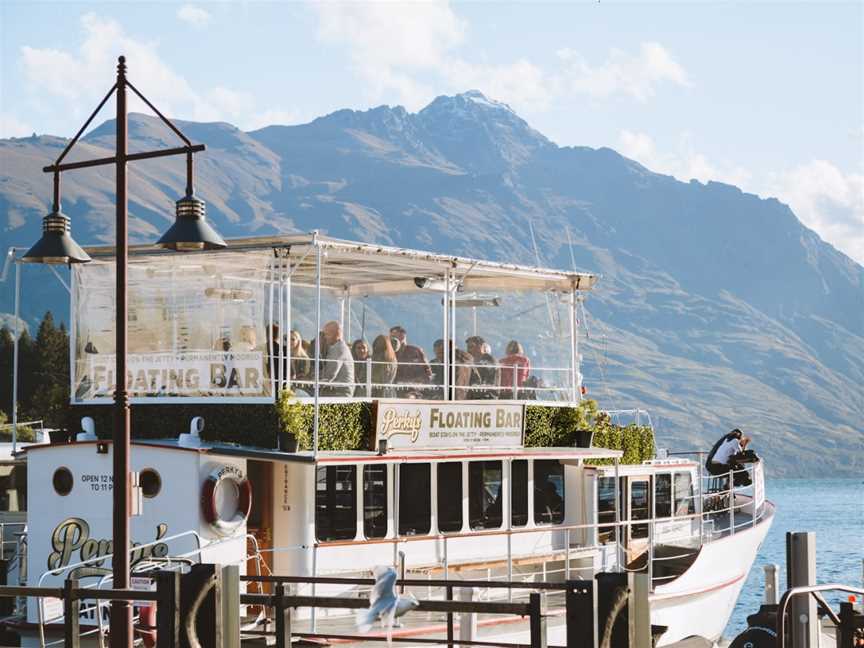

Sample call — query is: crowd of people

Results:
[270,322,536,399]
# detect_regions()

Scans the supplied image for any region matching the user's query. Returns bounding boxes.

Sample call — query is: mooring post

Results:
[529,592,547,648]
[629,572,652,648]
[155,570,180,648]
[273,582,291,648]
[565,580,597,648]
[786,532,818,648]
[764,564,780,605]
[63,577,81,648]
[221,565,240,648]
[458,586,476,646]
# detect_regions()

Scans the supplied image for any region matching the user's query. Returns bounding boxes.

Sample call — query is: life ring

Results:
[201,466,252,535]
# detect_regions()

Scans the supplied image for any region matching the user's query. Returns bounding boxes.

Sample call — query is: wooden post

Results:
[273,582,292,648]
[63,577,81,648]
[529,592,547,648]
[155,570,180,648]
[458,587,476,646]
[628,573,651,648]
[787,532,818,648]
[566,580,597,648]
[221,565,240,648]
[446,585,454,648]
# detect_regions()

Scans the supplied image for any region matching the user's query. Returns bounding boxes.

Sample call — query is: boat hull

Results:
[650,501,775,645]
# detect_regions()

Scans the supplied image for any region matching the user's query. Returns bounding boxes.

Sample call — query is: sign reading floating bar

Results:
[375,400,525,450]
[77,351,265,399]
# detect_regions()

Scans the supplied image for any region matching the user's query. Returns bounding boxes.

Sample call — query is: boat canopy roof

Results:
[81,232,599,296]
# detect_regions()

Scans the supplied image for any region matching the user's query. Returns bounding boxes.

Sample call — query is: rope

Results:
[599,586,629,648]
[184,575,216,648]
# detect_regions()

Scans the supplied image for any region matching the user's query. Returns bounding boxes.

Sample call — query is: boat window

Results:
[53,467,73,496]
[674,472,695,516]
[363,465,388,539]
[511,460,528,527]
[630,479,650,539]
[597,476,616,542]
[437,463,463,533]
[315,466,357,541]
[655,473,672,518]
[399,464,431,536]
[469,461,503,530]
[534,460,565,525]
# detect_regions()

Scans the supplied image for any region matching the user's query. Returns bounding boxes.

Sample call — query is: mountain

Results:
[1,90,862,476]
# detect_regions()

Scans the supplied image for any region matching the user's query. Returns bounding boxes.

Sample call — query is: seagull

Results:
[357,566,420,646]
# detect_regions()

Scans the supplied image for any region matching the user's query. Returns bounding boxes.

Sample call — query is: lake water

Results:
[724,478,864,639]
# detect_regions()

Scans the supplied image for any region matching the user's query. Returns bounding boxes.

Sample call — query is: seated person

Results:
[706,429,752,486]
[465,336,498,399]
[499,340,531,397]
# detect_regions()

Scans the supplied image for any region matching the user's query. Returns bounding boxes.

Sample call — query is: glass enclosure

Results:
[72,235,595,405]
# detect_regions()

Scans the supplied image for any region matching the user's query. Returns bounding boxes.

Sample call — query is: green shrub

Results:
[68,395,654,464]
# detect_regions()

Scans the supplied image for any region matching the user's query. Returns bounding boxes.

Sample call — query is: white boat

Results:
[4,233,773,646]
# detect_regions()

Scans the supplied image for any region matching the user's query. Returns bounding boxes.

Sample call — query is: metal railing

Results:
[240,573,556,648]
[280,356,579,403]
[776,583,864,647]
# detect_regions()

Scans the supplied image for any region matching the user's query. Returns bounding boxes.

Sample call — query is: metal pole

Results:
[110,54,133,648]
[570,288,578,403]
[313,241,321,457]
[285,265,292,392]
[613,459,622,571]
[442,268,449,401]
[11,259,20,452]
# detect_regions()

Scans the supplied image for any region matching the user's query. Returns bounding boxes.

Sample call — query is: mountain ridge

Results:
[0,90,861,476]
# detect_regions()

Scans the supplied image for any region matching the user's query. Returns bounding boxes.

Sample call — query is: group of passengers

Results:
[271,322,536,399]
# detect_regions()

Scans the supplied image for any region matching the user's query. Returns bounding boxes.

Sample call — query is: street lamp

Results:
[24,55,225,648]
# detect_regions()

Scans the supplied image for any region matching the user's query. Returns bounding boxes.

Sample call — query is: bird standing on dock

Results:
[357,566,420,645]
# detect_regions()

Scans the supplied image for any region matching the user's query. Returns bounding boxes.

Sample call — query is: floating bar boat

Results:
[1,233,774,646]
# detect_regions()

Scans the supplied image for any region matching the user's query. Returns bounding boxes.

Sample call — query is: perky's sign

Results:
[77,351,267,400]
[48,518,170,573]
[376,400,524,449]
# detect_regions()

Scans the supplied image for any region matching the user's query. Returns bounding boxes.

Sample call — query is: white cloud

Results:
[768,161,864,265]
[17,14,292,132]
[0,112,35,138]
[618,129,751,187]
[177,5,212,29]
[563,43,690,102]
[618,130,864,265]
[312,2,687,112]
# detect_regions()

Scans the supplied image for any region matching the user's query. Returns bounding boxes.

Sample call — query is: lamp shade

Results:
[21,211,91,264]
[156,194,226,251]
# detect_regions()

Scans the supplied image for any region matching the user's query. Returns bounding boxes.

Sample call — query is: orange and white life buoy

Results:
[201,465,252,536]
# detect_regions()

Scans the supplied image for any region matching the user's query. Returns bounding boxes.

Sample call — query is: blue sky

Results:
[1,1,862,264]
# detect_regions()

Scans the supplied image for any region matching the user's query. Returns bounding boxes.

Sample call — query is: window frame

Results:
[533,459,565,526]
[315,465,358,542]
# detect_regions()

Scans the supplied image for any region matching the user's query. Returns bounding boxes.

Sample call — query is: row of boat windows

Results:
[596,472,695,541]
[315,460,565,542]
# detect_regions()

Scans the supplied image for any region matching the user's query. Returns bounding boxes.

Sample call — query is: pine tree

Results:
[25,312,71,428]
[0,327,13,417]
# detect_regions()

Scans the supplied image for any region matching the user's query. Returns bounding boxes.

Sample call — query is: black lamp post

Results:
[24,56,225,648]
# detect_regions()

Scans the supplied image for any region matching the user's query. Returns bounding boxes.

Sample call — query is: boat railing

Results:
[631,458,767,589]
[280,356,580,402]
